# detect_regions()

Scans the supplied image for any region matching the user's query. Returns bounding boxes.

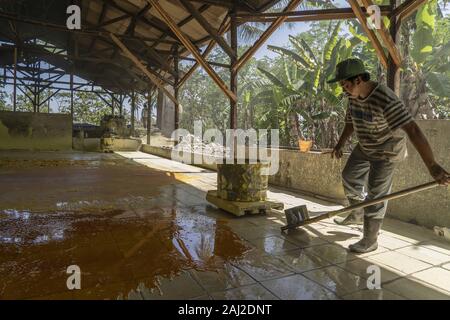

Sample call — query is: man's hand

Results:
[331,143,344,159]
[429,163,450,185]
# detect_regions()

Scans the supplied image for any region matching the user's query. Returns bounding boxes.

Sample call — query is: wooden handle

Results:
[329,181,439,218]
[283,181,440,229]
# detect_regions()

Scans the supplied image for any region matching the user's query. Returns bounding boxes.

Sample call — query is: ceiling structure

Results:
[0,0,428,126]
[0,0,280,94]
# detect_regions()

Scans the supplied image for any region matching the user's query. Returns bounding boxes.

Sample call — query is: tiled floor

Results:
[1,150,450,300]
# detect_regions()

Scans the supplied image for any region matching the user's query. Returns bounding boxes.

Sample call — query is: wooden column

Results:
[36,61,41,113]
[147,89,152,145]
[173,45,180,130]
[230,9,238,130]
[130,90,135,136]
[119,94,123,116]
[111,93,115,115]
[70,69,74,116]
[387,0,401,95]
[13,47,17,112]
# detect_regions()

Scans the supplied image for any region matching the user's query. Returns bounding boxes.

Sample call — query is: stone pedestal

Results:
[217,162,269,202]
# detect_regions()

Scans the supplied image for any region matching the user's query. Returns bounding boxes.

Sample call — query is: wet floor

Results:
[1,151,450,300]
[0,207,252,299]
[0,151,255,299]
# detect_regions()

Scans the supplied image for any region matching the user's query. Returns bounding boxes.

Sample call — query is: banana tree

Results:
[403,0,450,118]
[349,0,449,118]
[255,21,356,148]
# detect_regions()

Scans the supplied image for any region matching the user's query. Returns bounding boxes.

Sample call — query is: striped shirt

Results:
[345,83,413,162]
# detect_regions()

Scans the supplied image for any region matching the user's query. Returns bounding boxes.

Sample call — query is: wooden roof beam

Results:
[151,4,210,49]
[234,0,304,72]
[178,0,236,60]
[360,0,402,67]
[101,0,180,42]
[236,6,392,22]
[177,16,230,88]
[348,0,388,68]
[148,0,236,103]
[141,43,177,77]
[179,56,230,68]
[92,14,130,29]
[110,33,179,104]
[392,0,428,21]
[88,2,109,54]
[0,12,180,45]
[187,0,254,11]
[125,2,152,36]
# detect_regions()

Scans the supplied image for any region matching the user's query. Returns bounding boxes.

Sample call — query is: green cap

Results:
[327,58,368,83]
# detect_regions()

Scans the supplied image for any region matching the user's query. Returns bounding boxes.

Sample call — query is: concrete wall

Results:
[271,120,450,227]
[157,88,175,137]
[270,150,347,203]
[0,111,72,151]
[73,138,141,152]
[388,121,450,228]
[72,138,101,152]
[141,120,450,229]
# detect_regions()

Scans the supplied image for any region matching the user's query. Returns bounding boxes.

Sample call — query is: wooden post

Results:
[13,47,17,112]
[119,94,123,116]
[230,9,238,130]
[173,45,179,130]
[230,7,239,160]
[131,90,135,136]
[393,0,428,21]
[36,61,41,113]
[387,0,401,95]
[147,89,152,145]
[48,88,51,113]
[111,93,115,115]
[70,68,74,116]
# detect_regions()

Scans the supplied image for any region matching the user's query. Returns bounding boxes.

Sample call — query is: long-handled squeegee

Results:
[280,181,441,231]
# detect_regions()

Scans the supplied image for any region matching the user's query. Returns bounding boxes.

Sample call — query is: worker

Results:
[328,58,450,253]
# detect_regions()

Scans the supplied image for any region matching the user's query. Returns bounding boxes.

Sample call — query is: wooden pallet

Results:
[206,190,284,216]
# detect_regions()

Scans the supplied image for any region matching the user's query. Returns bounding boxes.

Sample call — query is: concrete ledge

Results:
[0,111,72,151]
[140,120,450,229]
[74,137,141,152]
[141,144,217,171]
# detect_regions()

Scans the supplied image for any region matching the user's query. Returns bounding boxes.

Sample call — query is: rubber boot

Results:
[334,209,364,226]
[349,218,383,253]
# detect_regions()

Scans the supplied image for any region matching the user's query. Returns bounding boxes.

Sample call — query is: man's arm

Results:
[402,121,450,185]
[332,122,354,159]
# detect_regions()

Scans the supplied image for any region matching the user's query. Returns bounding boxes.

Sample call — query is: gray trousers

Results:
[342,144,397,220]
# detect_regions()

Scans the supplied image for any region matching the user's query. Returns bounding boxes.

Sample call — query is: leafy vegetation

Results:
[0,1,448,149]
